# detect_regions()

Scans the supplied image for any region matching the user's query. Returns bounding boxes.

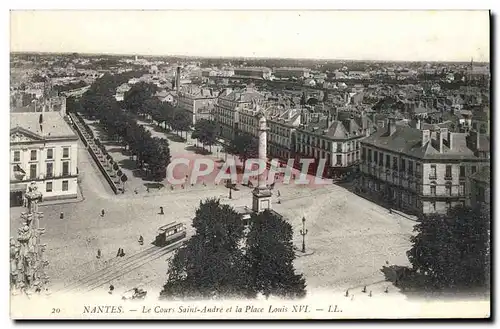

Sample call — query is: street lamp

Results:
[300,216,308,253]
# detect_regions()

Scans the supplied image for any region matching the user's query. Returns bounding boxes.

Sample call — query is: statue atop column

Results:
[10,182,49,296]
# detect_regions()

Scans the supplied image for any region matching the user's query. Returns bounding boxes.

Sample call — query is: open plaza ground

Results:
[10,118,416,300]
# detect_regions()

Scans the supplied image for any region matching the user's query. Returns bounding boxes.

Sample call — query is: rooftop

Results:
[10,112,77,140]
[363,125,482,160]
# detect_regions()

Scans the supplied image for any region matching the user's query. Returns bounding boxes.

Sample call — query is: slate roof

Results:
[10,112,77,139]
[363,125,480,160]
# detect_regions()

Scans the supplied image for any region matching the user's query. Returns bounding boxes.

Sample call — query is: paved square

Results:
[10,119,415,298]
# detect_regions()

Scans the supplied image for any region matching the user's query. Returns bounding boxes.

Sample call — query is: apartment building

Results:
[469,166,490,208]
[273,67,311,80]
[359,119,490,215]
[294,112,374,177]
[176,85,217,125]
[10,112,79,206]
[213,88,266,141]
[233,67,272,80]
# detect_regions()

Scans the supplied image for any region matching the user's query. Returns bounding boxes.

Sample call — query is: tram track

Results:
[59,241,184,294]
[84,243,181,293]
[57,245,160,294]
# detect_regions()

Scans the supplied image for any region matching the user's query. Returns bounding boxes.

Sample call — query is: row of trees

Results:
[75,72,171,181]
[160,198,306,300]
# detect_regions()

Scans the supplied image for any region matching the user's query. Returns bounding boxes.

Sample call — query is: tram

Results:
[154,222,187,247]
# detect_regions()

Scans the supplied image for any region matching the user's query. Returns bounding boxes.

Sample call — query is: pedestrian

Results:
[369,291,372,297]
[345,289,349,297]
[277,190,281,197]
[101,209,105,217]
[160,206,164,215]
[384,287,389,293]
[134,188,138,194]
[362,286,366,293]
[109,284,114,294]
[170,185,174,191]
[116,248,121,257]
[60,212,64,219]
[277,199,281,204]
[147,187,150,193]
[97,249,101,259]
[389,209,392,214]
[181,184,185,189]
[120,248,125,257]
[138,235,144,245]
[202,182,206,187]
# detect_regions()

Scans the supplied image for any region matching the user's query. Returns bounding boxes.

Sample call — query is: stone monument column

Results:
[252,111,272,213]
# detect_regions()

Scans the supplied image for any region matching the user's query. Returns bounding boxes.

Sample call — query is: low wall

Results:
[70,113,118,194]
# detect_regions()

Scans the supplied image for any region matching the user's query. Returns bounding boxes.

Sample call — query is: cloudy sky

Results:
[10,10,490,62]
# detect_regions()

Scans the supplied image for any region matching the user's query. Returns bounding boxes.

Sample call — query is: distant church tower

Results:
[252,104,272,213]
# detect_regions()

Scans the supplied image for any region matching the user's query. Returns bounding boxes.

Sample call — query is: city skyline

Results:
[10,10,490,62]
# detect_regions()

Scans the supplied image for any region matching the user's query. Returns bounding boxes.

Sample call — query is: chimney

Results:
[176,67,181,94]
[421,129,430,145]
[436,130,444,153]
[39,113,43,133]
[448,132,454,150]
[387,118,396,136]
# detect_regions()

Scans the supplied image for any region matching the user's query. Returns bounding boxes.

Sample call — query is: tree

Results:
[245,210,306,299]
[120,174,128,192]
[123,82,158,115]
[227,133,258,166]
[192,119,217,152]
[171,110,192,139]
[160,198,247,300]
[407,204,490,290]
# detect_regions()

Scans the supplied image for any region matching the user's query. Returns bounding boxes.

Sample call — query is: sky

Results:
[10,10,490,62]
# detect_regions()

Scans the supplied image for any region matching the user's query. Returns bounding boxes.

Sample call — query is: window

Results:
[374,151,378,164]
[416,163,421,177]
[459,182,465,196]
[30,164,37,179]
[46,162,54,178]
[408,161,414,176]
[430,182,437,196]
[401,159,406,173]
[368,149,372,162]
[445,182,452,196]
[385,155,390,168]
[336,143,342,153]
[62,161,70,176]
[471,166,477,174]
[429,165,437,179]
[62,180,69,191]
[361,147,366,160]
[446,201,452,211]
[63,147,69,158]
[477,187,485,203]
[13,151,20,162]
[430,201,436,212]
[460,166,466,178]
[392,157,398,171]
[47,149,54,159]
[379,153,383,166]
[46,182,53,192]
[445,165,452,178]
[336,155,342,166]
[30,150,37,161]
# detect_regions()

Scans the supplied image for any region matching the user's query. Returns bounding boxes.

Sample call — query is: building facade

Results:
[294,112,374,177]
[176,85,217,125]
[359,120,490,215]
[10,112,79,206]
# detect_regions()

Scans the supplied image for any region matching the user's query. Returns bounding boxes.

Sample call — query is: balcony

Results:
[428,175,437,180]
[444,175,453,181]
